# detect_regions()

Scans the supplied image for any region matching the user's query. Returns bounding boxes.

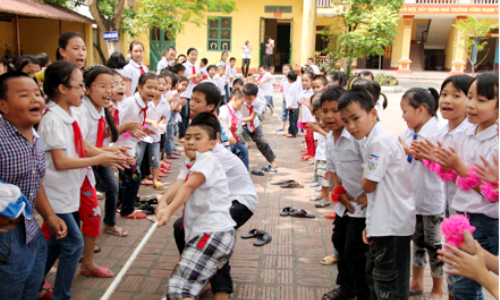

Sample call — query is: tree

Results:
[322,0,403,76]
[452,16,499,75]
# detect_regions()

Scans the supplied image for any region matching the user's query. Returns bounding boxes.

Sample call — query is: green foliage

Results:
[374,73,398,86]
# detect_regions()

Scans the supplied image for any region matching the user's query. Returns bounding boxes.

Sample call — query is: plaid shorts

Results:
[165,229,236,300]
[314,160,333,187]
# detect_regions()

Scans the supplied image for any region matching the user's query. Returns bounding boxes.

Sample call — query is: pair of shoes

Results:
[261,165,278,172]
[241,229,272,246]
[280,207,315,218]
[250,169,264,176]
[280,181,304,188]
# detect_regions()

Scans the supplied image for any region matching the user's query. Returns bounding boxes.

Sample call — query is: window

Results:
[264,6,292,13]
[207,17,232,52]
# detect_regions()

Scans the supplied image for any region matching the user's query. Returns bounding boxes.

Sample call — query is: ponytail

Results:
[402,87,440,117]
[372,81,388,110]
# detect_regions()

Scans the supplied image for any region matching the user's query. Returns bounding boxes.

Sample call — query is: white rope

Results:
[100,221,159,300]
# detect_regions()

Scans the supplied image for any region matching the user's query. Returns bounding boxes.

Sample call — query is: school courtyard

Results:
[33,77,492,300]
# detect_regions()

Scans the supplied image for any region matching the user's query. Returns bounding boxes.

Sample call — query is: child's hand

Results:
[124,120,143,135]
[398,136,411,155]
[154,207,170,227]
[473,155,499,185]
[435,142,460,170]
[412,138,437,161]
[287,107,292,110]
[151,121,159,129]
[159,124,167,131]
[179,98,187,106]
[143,127,156,136]
[306,122,320,133]
[99,151,127,171]
[45,214,68,240]
[195,73,204,83]
[324,171,332,180]
[302,97,311,108]
[357,195,368,210]
[362,228,373,245]
[338,193,355,214]
[438,238,487,281]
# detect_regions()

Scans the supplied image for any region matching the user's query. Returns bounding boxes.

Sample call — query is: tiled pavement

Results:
[42,89,493,300]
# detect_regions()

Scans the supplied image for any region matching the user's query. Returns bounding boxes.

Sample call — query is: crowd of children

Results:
[0,29,498,300]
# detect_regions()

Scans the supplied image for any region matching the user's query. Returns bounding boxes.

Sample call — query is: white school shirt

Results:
[280,77,290,101]
[156,57,173,75]
[123,60,149,95]
[326,129,367,218]
[201,66,208,76]
[229,67,237,88]
[431,118,470,215]
[115,92,148,156]
[315,134,327,161]
[299,88,315,123]
[217,61,231,77]
[219,104,243,129]
[242,46,251,59]
[257,87,266,106]
[260,72,274,96]
[399,117,445,215]
[286,81,300,109]
[76,96,105,148]
[214,74,227,96]
[178,151,236,243]
[239,99,265,130]
[309,64,320,75]
[180,61,200,99]
[38,103,91,214]
[212,143,258,213]
[147,99,171,143]
[450,123,499,219]
[375,102,383,122]
[363,122,416,237]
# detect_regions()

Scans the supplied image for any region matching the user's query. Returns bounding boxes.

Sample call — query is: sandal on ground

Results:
[80,266,115,278]
[159,172,168,178]
[290,209,315,218]
[261,165,278,172]
[141,179,153,186]
[285,134,296,138]
[315,200,331,208]
[94,244,101,253]
[254,231,272,246]
[37,289,53,300]
[409,290,424,296]
[300,157,310,161]
[105,227,128,237]
[139,203,157,215]
[250,169,265,176]
[139,195,158,204]
[310,195,321,201]
[321,254,338,265]
[280,207,297,217]
[270,178,294,185]
[241,229,263,239]
[309,182,320,187]
[280,181,304,188]
[322,288,355,300]
[122,211,147,219]
[153,182,164,190]
[276,128,284,132]
[324,211,336,220]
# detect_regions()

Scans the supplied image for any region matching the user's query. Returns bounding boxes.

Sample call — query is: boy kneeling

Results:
[156,112,236,300]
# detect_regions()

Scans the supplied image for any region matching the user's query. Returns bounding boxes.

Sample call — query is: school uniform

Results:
[156,57,173,75]
[200,66,208,76]
[314,134,331,187]
[326,128,368,300]
[241,47,251,76]
[362,122,416,300]
[286,81,300,136]
[0,118,49,299]
[179,61,200,139]
[260,72,274,111]
[164,91,180,156]
[238,99,276,164]
[214,74,227,102]
[123,60,149,95]
[229,67,237,89]
[299,88,315,157]
[167,151,236,300]
[374,102,383,122]
[280,77,290,122]
[400,117,445,279]
[309,64,320,74]
[449,123,499,300]
[219,104,249,169]
[217,61,231,102]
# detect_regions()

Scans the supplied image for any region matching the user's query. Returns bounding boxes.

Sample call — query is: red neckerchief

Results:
[73,121,86,158]
[113,109,119,126]
[139,65,145,75]
[180,160,196,230]
[227,106,240,142]
[192,66,196,84]
[257,75,263,82]
[96,116,106,148]
[246,104,256,132]
[139,107,147,126]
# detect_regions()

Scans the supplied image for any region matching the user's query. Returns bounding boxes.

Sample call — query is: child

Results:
[285,71,300,138]
[115,73,159,220]
[0,72,67,300]
[170,84,257,299]
[298,72,315,159]
[156,113,236,300]
[398,88,446,299]
[229,57,237,91]
[338,88,416,300]
[36,52,51,70]
[204,65,217,85]
[219,90,249,169]
[358,70,374,81]
[123,41,148,97]
[156,46,177,75]
[257,65,277,118]
[56,32,86,70]
[240,83,278,170]
[432,72,499,300]
[180,48,203,141]
[200,58,208,75]
[277,64,292,132]
[312,75,329,93]
[177,54,187,64]
[217,51,231,103]
[329,71,346,89]
[164,74,188,160]
[214,65,227,103]
[40,62,127,297]
[372,81,388,117]
[322,87,369,300]
[106,52,127,76]
[15,55,41,79]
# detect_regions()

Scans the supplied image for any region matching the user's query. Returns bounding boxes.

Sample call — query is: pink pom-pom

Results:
[457,167,482,191]
[480,182,499,203]
[277,87,283,92]
[123,132,131,139]
[423,159,432,170]
[441,215,476,251]
[433,163,458,181]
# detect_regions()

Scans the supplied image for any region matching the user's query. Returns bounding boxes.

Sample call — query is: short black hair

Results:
[358,70,374,80]
[470,71,498,102]
[106,52,127,70]
[168,63,186,75]
[440,74,473,97]
[230,89,245,100]
[189,112,221,141]
[15,55,40,72]
[313,98,322,113]
[201,58,208,65]
[0,72,31,101]
[178,76,188,83]
[338,88,375,113]
[206,65,217,73]
[287,71,298,82]
[229,57,236,62]
[312,75,328,86]
[163,72,179,87]
[243,83,258,96]
[302,72,314,80]
[233,78,245,87]
[35,52,50,67]
[193,82,221,111]
[320,87,345,106]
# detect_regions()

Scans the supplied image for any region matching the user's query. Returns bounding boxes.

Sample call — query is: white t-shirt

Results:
[242,46,252,59]
[280,77,290,101]
[309,64,320,74]
[363,122,416,237]
[123,60,149,95]
[38,103,92,214]
[229,67,237,88]
[212,143,258,212]
[430,118,470,215]
[75,96,105,148]
[147,99,171,143]
[217,61,231,77]
[201,66,208,76]
[177,151,236,243]
[239,99,265,130]
[286,81,300,109]
[156,57,173,75]
[314,134,326,161]
[214,74,227,96]
[299,88,315,123]
[260,72,274,96]
[450,123,499,219]
[115,92,148,156]
[400,117,445,215]
[181,61,201,99]
[326,129,367,218]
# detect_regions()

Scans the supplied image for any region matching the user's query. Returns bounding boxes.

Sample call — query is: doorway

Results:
[260,18,292,73]
[149,27,175,72]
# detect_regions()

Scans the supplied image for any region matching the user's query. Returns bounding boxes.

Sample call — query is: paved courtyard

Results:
[41,80,493,300]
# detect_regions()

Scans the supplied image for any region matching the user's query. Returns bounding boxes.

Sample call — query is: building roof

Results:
[0,0,94,24]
